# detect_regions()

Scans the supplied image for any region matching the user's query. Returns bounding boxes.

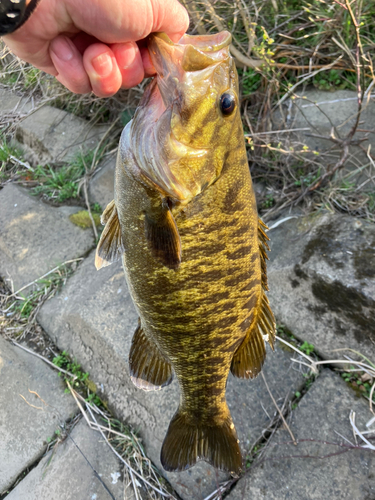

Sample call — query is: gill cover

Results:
[126,31,238,205]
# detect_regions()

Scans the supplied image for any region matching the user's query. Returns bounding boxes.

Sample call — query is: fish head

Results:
[129,31,240,203]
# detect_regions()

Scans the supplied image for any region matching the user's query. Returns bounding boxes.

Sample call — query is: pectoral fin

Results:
[95,200,125,270]
[145,207,181,270]
[129,321,173,391]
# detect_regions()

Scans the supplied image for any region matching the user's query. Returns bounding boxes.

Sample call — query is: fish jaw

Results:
[123,31,239,204]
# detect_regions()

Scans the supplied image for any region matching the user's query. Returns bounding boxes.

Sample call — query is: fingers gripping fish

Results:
[95,31,276,475]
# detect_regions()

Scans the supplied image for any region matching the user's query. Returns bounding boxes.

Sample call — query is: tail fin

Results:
[160,409,242,475]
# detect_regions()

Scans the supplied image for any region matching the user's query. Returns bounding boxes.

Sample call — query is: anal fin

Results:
[231,292,276,379]
[95,200,125,270]
[129,322,173,391]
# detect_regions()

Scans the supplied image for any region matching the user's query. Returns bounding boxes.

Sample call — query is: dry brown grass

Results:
[1,0,375,222]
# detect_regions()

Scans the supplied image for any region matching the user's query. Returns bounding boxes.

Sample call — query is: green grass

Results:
[4,262,76,329]
[32,164,81,202]
[299,341,315,356]
[52,350,104,405]
[31,147,105,202]
[0,135,26,182]
[341,367,375,402]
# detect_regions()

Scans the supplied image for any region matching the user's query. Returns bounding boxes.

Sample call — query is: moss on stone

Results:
[69,210,101,228]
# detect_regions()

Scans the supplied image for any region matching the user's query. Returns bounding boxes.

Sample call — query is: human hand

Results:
[3,0,189,96]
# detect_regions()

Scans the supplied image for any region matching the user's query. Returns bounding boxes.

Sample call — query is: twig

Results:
[68,432,117,500]
[245,127,310,136]
[90,117,119,172]
[19,393,43,410]
[199,0,263,68]
[275,56,344,107]
[85,403,174,498]
[275,335,316,366]
[66,382,175,499]
[261,372,297,445]
[11,340,77,380]
[350,411,375,450]
[7,258,83,299]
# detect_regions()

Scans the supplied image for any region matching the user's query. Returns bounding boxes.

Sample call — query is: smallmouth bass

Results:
[95,31,276,475]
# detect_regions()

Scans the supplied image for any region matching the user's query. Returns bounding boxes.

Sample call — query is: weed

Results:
[31,147,106,202]
[238,67,262,95]
[1,261,78,338]
[92,203,102,214]
[0,135,27,184]
[341,368,374,402]
[300,341,315,356]
[32,164,80,202]
[52,350,104,406]
[313,69,357,91]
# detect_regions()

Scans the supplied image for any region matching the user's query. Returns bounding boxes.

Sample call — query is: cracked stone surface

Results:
[0,183,95,292]
[38,249,306,500]
[15,105,108,165]
[0,88,34,115]
[273,89,375,179]
[227,369,375,500]
[267,212,375,360]
[6,419,128,500]
[0,335,76,494]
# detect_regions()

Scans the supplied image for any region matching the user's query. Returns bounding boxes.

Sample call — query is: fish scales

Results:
[96,30,276,475]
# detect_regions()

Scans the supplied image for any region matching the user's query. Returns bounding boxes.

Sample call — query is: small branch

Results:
[11,340,77,380]
[81,152,99,241]
[7,258,83,299]
[275,56,343,107]
[261,372,297,445]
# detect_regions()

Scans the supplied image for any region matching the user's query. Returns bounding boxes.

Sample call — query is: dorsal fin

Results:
[95,200,125,270]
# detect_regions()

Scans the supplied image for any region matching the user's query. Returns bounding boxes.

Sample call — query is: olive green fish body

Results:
[96,31,275,475]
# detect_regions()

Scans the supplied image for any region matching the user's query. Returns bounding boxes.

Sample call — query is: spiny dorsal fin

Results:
[95,200,125,270]
[145,208,181,270]
[129,321,173,391]
[161,408,242,475]
[258,218,270,291]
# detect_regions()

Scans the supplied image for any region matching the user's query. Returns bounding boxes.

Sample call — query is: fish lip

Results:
[147,31,232,107]
[148,31,232,53]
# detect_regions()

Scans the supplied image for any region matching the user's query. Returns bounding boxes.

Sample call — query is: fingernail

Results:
[51,37,74,62]
[120,43,136,70]
[92,52,113,77]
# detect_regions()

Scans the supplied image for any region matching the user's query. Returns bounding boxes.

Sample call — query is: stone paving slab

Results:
[227,369,375,500]
[0,335,76,494]
[6,418,128,500]
[15,105,108,166]
[267,212,375,360]
[38,249,307,499]
[88,154,116,210]
[0,88,35,116]
[273,89,375,176]
[0,183,95,292]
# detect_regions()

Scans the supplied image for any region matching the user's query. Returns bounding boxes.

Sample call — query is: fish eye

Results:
[220,92,236,116]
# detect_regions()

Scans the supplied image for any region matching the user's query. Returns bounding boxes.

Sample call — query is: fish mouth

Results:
[128,31,233,203]
[147,31,232,108]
